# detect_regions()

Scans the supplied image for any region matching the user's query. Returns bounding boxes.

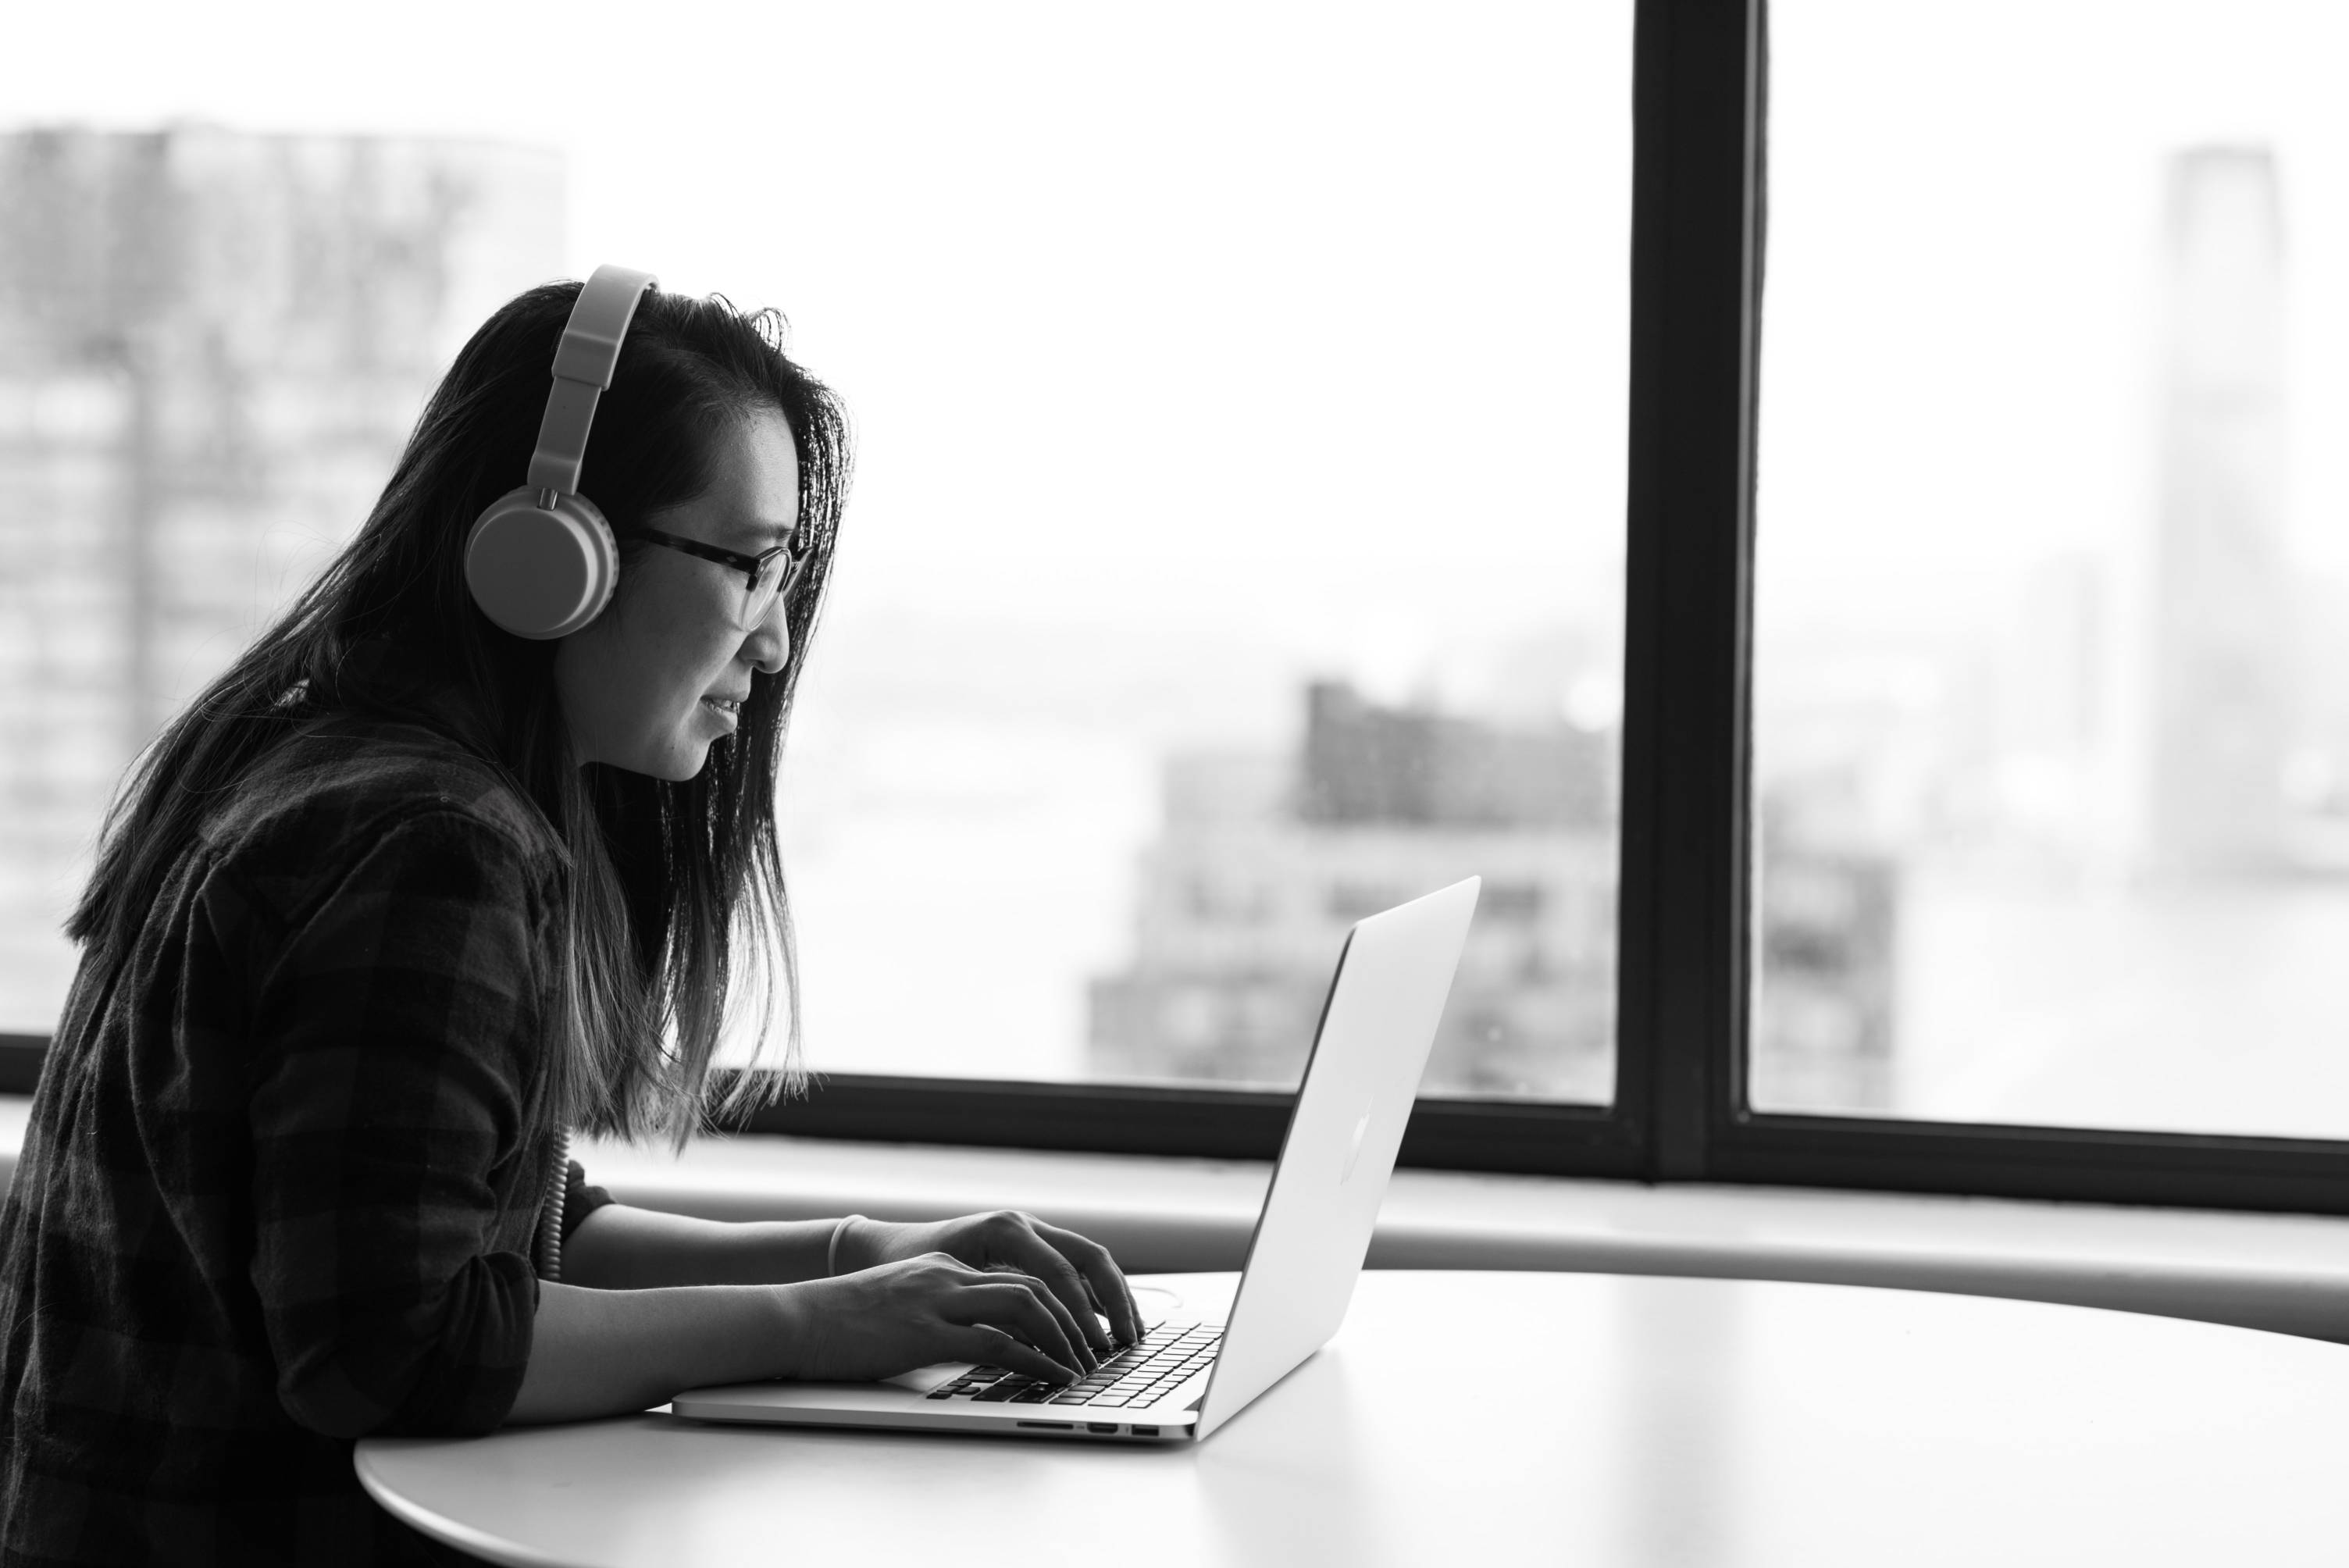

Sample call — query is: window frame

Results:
[12,0,2349,1217]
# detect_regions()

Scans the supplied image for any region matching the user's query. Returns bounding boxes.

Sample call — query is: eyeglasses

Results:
[635,526,813,629]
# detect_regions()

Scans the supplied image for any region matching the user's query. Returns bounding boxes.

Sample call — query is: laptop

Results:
[671,875,1480,1444]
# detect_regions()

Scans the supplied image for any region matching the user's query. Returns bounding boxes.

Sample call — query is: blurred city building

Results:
[1752,791,1899,1112]
[1088,679,1620,1098]
[1956,146,2304,881]
[0,124,562,1029]
[2145,145,2291,874]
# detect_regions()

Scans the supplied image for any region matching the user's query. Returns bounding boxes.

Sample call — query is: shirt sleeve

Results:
[562,1159,614,1242]
[242,808,555,1440]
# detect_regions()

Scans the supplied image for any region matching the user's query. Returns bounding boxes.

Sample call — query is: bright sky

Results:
[1765,0,2349,592]
[4,0,1634,701]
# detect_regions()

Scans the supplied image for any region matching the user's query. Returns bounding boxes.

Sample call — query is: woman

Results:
[0,276,1138,1564]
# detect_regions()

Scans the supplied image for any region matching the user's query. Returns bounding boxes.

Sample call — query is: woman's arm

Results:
[507,1253,1100,1425]
[560,1204,836,1289]
[560,1204,1144,1353]
[508,1279,794,1423]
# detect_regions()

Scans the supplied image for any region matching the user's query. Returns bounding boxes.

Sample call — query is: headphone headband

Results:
[526,264,659,497]
[465,264,656,640]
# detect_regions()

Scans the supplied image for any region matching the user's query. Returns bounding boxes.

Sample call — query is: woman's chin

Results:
[601,738,713,782]
[654,745,715,782]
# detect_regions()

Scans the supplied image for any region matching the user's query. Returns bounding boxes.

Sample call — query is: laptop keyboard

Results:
[925,1324,1223,1409]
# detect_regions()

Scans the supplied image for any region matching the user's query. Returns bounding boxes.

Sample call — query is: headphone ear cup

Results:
[465,488,619,640]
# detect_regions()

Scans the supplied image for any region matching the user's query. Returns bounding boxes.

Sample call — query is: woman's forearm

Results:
[506,1206,861,1423]
[559,1203,837,1290]
[508,1278,806,1424]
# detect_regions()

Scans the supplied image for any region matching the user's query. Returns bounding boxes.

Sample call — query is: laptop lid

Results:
[1191,875,1479,1440]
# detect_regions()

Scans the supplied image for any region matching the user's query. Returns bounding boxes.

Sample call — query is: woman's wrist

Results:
[827,1213,870,1276]
[761,1278,818,1381]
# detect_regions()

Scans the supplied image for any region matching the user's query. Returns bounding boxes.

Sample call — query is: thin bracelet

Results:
[827,1213,868,1277]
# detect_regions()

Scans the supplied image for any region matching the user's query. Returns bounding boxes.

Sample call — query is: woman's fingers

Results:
[964,1210,1137,1352]
[947,1280,1089,1381]
[988,1277,1092,1376]
[954,1324,1077,1386]
[1032,1221,1144,1347]
[993,1237,1114,1359]
[1016,1268,1101,1370]
[920,1210,1143,1352]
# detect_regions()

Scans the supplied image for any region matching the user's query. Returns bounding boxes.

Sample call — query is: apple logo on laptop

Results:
[1340,1108,1373,1184]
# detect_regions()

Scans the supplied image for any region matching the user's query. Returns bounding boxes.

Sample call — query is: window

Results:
[7,1,2347,1213]
[1756,0,2349,1142]
[0,2,1631,1140]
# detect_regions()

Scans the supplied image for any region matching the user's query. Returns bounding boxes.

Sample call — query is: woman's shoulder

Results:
[199,711,565,902]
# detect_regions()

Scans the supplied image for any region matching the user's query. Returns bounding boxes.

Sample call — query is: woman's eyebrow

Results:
[734,516,799,547]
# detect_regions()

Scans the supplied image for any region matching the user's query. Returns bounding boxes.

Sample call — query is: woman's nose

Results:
[744,592,792,675]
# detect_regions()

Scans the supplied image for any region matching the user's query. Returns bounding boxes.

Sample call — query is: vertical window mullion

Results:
[1619,0,1766,1179]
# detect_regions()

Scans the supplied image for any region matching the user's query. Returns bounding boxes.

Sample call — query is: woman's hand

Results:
[836,1210,1142,1359]
[779,1252,1096,1384]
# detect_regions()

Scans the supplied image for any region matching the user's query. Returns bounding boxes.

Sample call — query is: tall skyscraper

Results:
[2145,145,2290,872]
[0,126,564,1030]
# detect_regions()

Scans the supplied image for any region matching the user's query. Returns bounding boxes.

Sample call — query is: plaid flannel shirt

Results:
[0,710,611,1565]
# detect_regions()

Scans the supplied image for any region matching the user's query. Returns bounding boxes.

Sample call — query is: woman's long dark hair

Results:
[67,281,850,1144]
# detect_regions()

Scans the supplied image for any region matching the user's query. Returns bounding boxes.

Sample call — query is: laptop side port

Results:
[1087,1423,1118,1434]
[1132,1425,1160,1437]
[1014,1421,1075,1430]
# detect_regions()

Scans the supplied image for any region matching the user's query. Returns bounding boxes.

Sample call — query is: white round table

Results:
[359,1270,2349,1566]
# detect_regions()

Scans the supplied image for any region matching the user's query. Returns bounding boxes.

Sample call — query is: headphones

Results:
[464,265,659,640]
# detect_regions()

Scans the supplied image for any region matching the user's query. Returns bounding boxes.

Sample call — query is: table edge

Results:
[357,1444,579,1568]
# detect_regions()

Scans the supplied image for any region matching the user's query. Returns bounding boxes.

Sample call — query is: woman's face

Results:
[554,408,800,780]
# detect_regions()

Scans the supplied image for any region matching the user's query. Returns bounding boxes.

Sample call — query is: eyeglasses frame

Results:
[633,526,811,625]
